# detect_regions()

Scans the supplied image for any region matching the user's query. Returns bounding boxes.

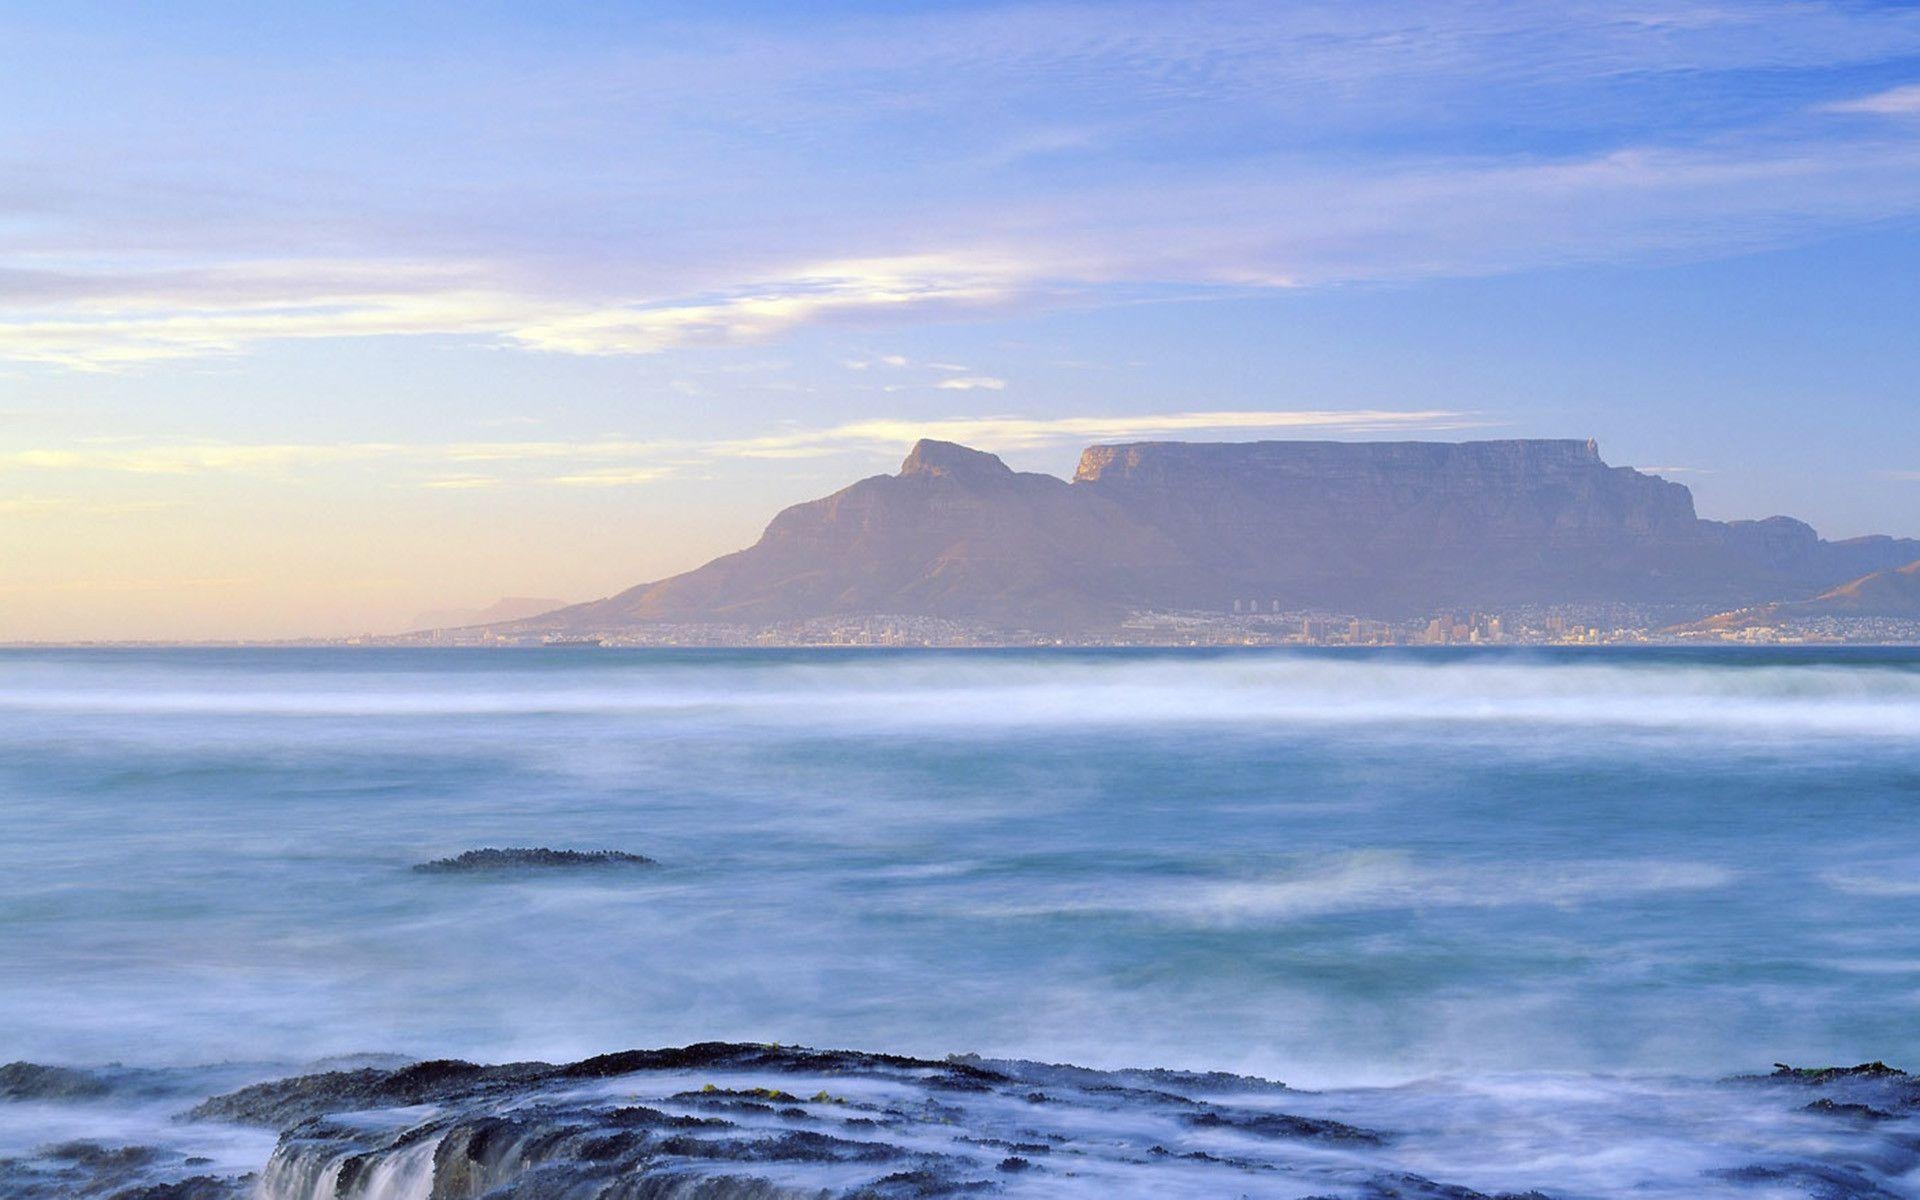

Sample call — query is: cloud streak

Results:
[5,4,1920,369]
[0,496,184,516]
[0,408,1476,489]
[15,120,1920,371]
[1822,84,1920,116]
[0,253,1043,371]
[933,376,1006,391]
[718,411,1482,457]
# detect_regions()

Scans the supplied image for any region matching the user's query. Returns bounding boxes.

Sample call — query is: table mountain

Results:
[504,438,1920,632]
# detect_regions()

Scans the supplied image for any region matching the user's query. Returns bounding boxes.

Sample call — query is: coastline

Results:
[6,1045,1916,1199]
[7,648,1920,1197]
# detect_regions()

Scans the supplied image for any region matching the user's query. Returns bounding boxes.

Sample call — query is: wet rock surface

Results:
[7,1050,1920,1198]
[0,1064,197,1105]
[411,849,657,874]
[0,1065,116,1103]
[0,1141,250,1200]
[231,1044,1504,1200]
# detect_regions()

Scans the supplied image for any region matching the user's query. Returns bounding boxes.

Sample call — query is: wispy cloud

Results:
[725,410,1481,455]
[417,476,503,491]
[933,376,1006,391]
[0,253,1041,371]
[14,119,1920,371]
[1822,84,1920,116]
[5,4,1920,370]
[0,496,183,516]
[547,467,676,488]
[1,441,412,474]
[503,255,1036,359]
[0,575,256,596]
[0,408,1475,490]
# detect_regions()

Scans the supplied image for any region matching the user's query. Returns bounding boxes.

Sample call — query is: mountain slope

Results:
[538,440,1202,630]
[1811,558,1920,615]
[1679,558,1920,632]
[409,596,569,632]
[504,438,1920,633]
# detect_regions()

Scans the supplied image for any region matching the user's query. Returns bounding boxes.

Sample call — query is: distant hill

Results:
[491,438,1920,635]
[409,596,569,632]
[1676,559,1920,632]
[1809,559,1920,615]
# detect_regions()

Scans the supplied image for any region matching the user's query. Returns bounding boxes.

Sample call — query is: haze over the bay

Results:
[4,1,1920,639]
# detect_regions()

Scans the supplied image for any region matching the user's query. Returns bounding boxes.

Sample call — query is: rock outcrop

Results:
[0,1141,249,1200]
[192,1048,1920,1199]
[10,1049,1920,1198]
[412,849,657,875]
[501,438,1920,633]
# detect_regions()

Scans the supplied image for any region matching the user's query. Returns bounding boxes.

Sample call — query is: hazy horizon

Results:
[9,12,1920,1193]
[5,1,1920,639]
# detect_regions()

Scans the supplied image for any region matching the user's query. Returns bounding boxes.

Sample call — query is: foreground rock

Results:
[411,849,657,874]
[161,1049,1920,1198]
[202,1044,1521,1200]
[8,1049,1920,1198]
[0,1141,249,1200]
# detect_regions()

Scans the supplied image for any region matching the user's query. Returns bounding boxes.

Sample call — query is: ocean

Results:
[3,646,1919,1196]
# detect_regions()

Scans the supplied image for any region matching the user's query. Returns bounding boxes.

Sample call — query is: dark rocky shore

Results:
[3,1047,1918,1199]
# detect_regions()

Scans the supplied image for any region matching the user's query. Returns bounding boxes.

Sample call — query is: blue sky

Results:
[3,1,1919,637]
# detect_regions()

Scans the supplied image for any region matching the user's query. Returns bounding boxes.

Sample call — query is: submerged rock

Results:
[0,1061,241,1105]
[0,1141,251,1200]
[1759,1061,1910,1086]
[1737,1060,1920,1112]
[0,1062,114,1102]
[411,848,657,874]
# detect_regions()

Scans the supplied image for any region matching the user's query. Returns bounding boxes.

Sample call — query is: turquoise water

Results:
[3,646,1918,1087]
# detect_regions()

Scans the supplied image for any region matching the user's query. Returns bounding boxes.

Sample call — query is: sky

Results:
[3,0,1919,640]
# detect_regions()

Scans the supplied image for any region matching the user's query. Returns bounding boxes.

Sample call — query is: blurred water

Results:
[2,646,1918,1088]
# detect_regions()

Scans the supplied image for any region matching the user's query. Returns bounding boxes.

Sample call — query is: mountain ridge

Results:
[499,438,1920,634]
[1677,559,1920,633]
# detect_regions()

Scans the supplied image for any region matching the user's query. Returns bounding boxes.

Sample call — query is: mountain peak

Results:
[494,436,1920,636]
[899,439,1013,480]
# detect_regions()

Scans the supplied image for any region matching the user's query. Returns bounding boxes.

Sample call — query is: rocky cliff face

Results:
[518,438,1920,632]
[1072,439,1717,611]
[549,440,1201,629]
